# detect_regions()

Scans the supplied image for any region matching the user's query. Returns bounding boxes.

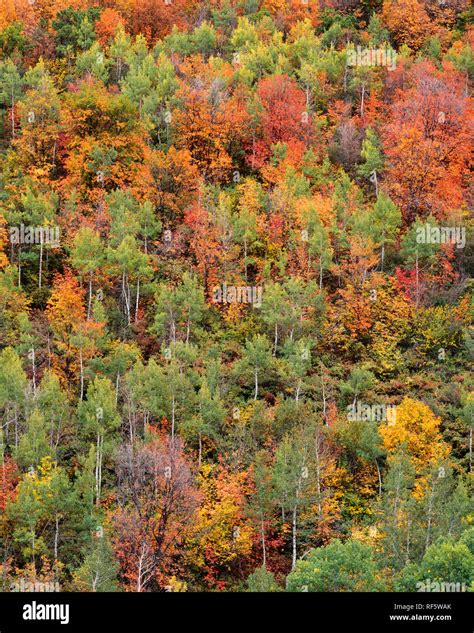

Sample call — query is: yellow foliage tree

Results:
[380,397,450,495]
[185,464,254,588]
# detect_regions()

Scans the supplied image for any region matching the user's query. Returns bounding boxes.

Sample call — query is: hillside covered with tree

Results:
[0,0,473,593]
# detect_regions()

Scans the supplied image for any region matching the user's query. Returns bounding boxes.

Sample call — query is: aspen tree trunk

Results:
[291,506,298,571]
[375,458,382,496]
[135,277,140,322]
[79,346,84,401]
[95,433,103,505]
[31,347,36,395]
[54,515,59,561]
[186,311,191,344]
[295,380,301,402]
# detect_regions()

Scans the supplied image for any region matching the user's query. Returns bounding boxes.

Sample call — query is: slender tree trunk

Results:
[295,380,301,402]
[375,458,382,496]
[122,272,131,324]
[95,433,103,505]
[254,368,258,401]
[54,514,59,561]
[186,314,191,344]
[137,550,143,593]
[30,347,36,395]
[135,277,140,322]
[79,346,84,401]
[171,315,176,344]
[291,506,298,571]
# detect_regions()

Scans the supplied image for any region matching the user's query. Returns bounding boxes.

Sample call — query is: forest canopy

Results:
[0,0,473,593]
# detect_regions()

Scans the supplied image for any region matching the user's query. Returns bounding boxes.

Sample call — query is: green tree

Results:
[358,127,384,185]
[0,347,27,451]
[0,60,23,139]
[233,335,274,401]
[70,227,104,319]
[15,409,51,470]
[273,427,313,570]
[287,539,384,591]
[73,536,119,592]
[76,43,109,83]
[78,377,121,505]
[152,272,206,345]
[341,366,376,409]
[37,370,71,458]
[247,565,280,592]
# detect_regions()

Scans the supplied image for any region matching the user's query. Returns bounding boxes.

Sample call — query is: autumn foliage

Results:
[0,0,472,595]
